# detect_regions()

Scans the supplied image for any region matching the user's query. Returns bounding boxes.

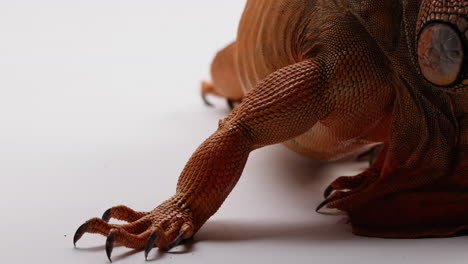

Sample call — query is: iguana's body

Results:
[237,0,395,160]
[75,0,468,260]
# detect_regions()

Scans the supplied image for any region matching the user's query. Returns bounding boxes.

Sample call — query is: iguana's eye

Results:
[417,23,464,86]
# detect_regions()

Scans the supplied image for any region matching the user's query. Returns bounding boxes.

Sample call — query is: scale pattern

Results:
[75,0,468,260]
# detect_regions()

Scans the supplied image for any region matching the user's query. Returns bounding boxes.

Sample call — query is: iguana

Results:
[74,0,468,261]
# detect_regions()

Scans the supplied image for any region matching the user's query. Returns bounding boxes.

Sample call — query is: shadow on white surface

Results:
[198,219,350,242]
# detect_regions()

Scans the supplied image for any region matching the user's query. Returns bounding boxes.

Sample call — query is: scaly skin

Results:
[75,0,468,260]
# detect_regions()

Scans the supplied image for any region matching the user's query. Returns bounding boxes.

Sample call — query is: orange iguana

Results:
[74,0,468,261]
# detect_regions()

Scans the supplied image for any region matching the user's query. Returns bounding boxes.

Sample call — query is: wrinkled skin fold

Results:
[75,0,468,261]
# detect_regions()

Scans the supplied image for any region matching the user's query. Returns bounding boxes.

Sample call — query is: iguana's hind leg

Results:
[201,42,244,109]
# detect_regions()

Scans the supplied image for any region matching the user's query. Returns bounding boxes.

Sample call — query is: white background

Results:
[0,1,466,263]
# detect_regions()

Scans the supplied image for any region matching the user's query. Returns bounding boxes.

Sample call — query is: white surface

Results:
[0,1,466,263]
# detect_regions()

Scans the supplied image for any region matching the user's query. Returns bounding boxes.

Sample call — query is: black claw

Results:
[102,208,112,222]
[73,222,89,247]
[369,153,376,166]
[316,196,335,213]
[323,184,334,199]
[168,232,186,250]
[357,148,373,161]
[226,99,234,110]
[357,145,382,166]
[202,94,214,107]
[367,147,377,166]
[106,232,115,263]
[144,231,157,260]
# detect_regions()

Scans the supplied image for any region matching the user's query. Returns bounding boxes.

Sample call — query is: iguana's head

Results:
[416,0,467,89]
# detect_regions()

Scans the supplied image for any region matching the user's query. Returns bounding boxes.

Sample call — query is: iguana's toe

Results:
[101,205,149,223]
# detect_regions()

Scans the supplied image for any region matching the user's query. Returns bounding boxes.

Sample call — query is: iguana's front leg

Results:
[74,59,333,261]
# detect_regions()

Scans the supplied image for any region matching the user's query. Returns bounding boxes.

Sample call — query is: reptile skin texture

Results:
[75,0,468,260]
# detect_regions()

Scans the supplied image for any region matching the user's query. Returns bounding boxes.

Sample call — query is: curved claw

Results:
[105,232,115,263]
[227,99,235,110]
[102,208,112,222]
[357,148,373,161]
[168,232,186,250]
[316,196,335,213]
[201,94,214,107]
[357,145,382,166]
[144,231,157,260]
[369,153,377,166]
[323,184,334,199]
[73,222,89,247]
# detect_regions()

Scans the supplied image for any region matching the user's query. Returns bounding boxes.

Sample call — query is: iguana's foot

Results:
[74,201,194,262]
[320,145,383,201]
[319,146,468,237]
[320,165,381,206]
[323,144,387,200]
[320,168,468,237]
[201,80,242,109]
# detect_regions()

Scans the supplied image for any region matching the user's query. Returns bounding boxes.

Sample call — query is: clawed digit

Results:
[318,164,383,212]
[101,205,149,223]
[74,204,194,262]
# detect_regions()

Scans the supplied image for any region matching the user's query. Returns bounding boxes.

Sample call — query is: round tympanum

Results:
[417,23,464,86]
